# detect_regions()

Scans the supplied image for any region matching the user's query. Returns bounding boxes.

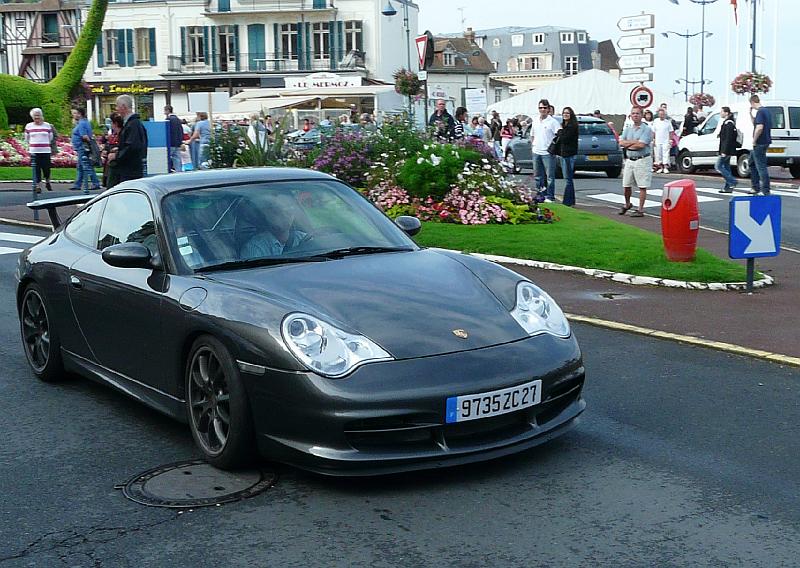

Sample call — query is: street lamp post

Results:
[381,1,413,120]
[662,29,712,101]
[688,0,718,94]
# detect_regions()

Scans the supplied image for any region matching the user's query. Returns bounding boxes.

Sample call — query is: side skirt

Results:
[62,349,187,422]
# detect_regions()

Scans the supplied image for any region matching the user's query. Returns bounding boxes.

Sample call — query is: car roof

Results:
[112,167,338,198]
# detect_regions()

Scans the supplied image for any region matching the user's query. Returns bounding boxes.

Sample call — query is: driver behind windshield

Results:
[241,193,307,259]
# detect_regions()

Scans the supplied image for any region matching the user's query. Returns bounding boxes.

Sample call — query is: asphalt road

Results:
[1,225,799,567]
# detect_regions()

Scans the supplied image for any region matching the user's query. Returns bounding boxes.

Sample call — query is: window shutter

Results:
[329,20,336,69]
[125,29,134,67]
[115,30,125,67]
[148,28,156,66]
[180,26,186,64]
[248,24,265,71]
[211,27,218,72]
[218,0,230,12]
[337,21,344,60]
[297,22,304,70]
[96,33,104,67]
[203,26,210,64]
[305,22,312,69]
[273,23,280,64]
[313,0,326,8]
[232,25,240,71]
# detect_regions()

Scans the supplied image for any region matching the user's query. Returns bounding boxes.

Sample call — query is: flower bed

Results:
[0,135,78,167]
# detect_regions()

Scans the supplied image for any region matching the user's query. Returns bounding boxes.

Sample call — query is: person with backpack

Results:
[716,106,739,193]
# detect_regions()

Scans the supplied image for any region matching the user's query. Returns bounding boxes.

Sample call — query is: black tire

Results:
[677,150,696,174]
[19,283,65,382]
[506,150,521,174]
[789,163,800,179]
[186,335,255,470]
[606,167,622,178]
[736,153,751,178]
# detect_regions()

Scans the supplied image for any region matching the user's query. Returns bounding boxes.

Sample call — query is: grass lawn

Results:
[413,204,750,283]
[0,167,101,181]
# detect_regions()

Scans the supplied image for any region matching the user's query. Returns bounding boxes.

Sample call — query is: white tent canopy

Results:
[487,69,688,118]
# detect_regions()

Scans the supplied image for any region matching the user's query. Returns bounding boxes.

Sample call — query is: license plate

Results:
[767,147,785,154]
[587,154,608,161]
[445,379,542,423]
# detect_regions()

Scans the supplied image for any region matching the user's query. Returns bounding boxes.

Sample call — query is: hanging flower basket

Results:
[689,93,715,108]
[393,68,422,97]
[730,72,773,95]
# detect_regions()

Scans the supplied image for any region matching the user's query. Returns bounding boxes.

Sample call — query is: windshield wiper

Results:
[310,246,414,259]
[196,256,328,272]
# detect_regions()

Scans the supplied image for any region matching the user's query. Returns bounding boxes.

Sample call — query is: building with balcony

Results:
[443,26,617,97]
[424,37,494,117]
[82,0,418,121]
[0,0,84,81]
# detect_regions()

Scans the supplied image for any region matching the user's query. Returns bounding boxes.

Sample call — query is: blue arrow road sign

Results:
[729,196,781,259]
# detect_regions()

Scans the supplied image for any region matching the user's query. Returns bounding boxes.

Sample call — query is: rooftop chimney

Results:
[464,27,476,43]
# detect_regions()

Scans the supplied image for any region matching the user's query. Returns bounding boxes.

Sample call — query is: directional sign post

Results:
[616,34,655,51]
[729,196,782,292]
[618,14,655,32]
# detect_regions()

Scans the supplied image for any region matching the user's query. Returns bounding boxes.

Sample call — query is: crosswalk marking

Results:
[0,232,43,244]
[587,193,664,209]
[588,184,797,209]
[0,246,22,256]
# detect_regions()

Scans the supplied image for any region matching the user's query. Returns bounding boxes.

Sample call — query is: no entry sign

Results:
[629,85,654,109]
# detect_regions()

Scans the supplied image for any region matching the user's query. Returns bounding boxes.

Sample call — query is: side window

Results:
[766,106,785,129]
[97,192,158,256]
[789,107,800,129]
[64,200,105,248]
[700,114,719,135]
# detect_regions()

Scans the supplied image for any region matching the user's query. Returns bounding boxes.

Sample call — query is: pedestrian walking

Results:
[428,99,455,140]
[69,107,101,192]
[490,110,503,158]
[618,106,653,218]
[681,106,699,137]
[530,98,560,202]
[749,94,772,195]
[24,107,54,193]
[558,106,579,206]
[651,108,674,174]
[476,116,493,145]
[165,105,183,173]
[715,106,739,193]
[101,113,124,188]
[110,94,148,182]
[188,111,211,169]
[247,113,268,147]
[500,119,515,155]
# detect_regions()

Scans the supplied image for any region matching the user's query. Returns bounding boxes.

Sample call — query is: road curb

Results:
[567,313,800,368]
[0,217,52,230]
[470,252,775,291]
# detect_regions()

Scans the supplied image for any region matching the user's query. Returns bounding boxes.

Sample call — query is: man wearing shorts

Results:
[619,106,653,217]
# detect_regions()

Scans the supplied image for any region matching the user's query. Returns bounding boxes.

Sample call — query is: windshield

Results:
[578,122,614,136]
[162,179,418,272]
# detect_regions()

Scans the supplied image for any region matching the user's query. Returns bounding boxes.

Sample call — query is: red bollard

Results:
[661,179,700,262]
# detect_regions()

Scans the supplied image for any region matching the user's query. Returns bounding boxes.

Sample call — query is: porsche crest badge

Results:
[452,329,469,339]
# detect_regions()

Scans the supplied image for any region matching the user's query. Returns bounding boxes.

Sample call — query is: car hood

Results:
[206,249,528,359]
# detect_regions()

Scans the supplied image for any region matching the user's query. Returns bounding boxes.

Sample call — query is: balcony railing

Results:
[210,0,334,14]
[166,50,366,74]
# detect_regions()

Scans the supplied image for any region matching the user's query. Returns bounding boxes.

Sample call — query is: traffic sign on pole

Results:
[617,14,655,32]
[729,196,781,258]
[415,35,428,70]
[617,34,654,50]
[618,53,654,69]
[629,85,654,108]
[620,73,654,84]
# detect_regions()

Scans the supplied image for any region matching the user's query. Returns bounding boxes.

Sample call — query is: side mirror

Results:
[102,242,154,269]
[395,215,421,237]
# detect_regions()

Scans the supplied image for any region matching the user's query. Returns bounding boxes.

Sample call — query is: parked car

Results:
[677,100,800,178]
[504,116,623,178]
[18,169,586,475]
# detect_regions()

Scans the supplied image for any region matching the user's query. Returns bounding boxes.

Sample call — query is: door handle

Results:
[70,275,83,289]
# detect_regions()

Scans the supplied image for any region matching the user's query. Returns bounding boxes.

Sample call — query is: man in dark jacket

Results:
[165,105,183,173]
[111,94,148,183]
[428,99,454,141]
[715,106,738,193]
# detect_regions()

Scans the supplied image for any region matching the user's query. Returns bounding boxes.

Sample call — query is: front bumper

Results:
[242,334,585,475]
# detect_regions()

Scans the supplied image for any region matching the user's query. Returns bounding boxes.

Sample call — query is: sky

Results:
[416,0,795,105]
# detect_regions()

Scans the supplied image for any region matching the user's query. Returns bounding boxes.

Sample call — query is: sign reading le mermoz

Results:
[284,73,362,89]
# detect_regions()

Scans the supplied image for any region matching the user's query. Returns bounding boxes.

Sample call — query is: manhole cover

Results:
[119,459,278,508]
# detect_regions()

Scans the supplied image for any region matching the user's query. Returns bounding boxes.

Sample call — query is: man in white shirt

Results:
[651,108,674,174]
[530,98,561,202]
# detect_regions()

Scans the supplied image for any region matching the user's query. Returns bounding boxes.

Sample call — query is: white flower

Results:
[481,158,489,163]
[417,157,425,164]
[423,144,430,150]
[431,154,442,166]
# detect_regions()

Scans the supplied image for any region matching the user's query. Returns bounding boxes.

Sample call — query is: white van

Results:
[676,100,800,178]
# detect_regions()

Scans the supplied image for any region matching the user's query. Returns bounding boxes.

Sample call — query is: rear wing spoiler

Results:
[27,195,94,230]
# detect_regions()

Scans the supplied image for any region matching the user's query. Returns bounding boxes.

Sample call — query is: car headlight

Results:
[281,313,393,378]
[510,281,570,338]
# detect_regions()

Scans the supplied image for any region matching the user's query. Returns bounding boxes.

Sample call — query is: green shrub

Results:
[485,196,536,224]
[396,143,481,200]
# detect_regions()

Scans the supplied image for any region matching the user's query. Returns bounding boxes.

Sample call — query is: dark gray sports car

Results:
[16,168,585,475]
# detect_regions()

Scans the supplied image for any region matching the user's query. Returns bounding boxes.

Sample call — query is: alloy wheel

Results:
[21,289,50,372]
[188,346,232,456]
